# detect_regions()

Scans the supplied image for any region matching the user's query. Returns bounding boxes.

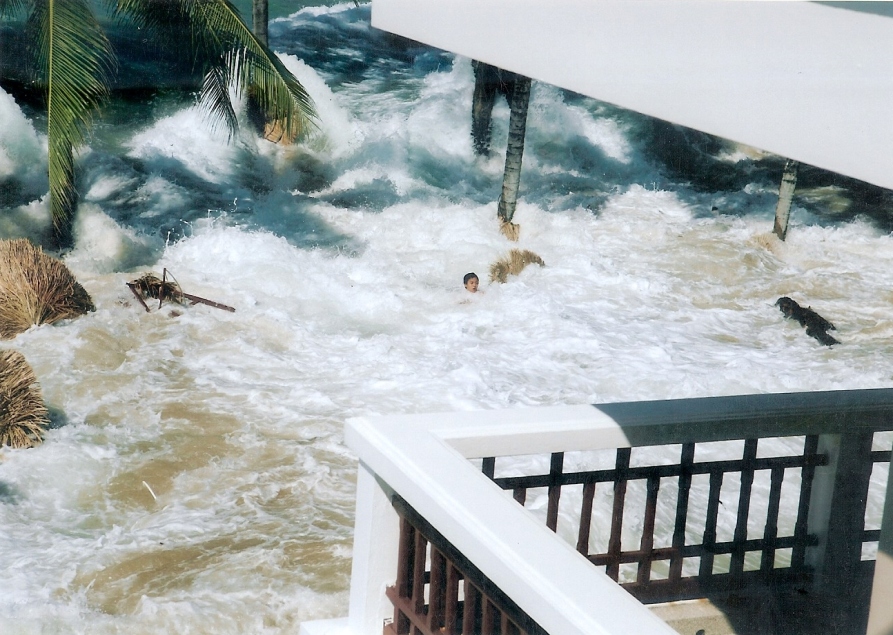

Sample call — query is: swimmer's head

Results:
[463,272,479,293]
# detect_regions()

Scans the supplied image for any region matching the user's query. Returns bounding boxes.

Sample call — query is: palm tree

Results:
[0,0,316,249]
[495,76,531,242]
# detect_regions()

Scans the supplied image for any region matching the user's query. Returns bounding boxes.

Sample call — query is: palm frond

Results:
[188,0,317,140]
[27,0,114,241]
[199,62,239,139]
[0,0,28,19]
[110,0,316,141]
[109,0,186,31]
[0,349,50,448]
[0,238,95,340]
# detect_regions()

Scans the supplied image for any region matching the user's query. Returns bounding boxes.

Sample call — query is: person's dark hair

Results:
[463,272,478,285]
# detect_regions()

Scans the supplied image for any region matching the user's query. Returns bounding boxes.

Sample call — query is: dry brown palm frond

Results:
[489,249,545,283]
[0,239,95,340]
[128,273,184,304]
[0,349,49,448]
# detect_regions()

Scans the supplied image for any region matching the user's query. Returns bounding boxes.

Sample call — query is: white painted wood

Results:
[868,457,893,635]
[347,462,400,635]
[345,413,678,635]
[371,0,893,192]
[298,617,352,635]
[313,389,893,634]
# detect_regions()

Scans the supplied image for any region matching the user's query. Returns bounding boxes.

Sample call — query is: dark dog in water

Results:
[775,297,839,346]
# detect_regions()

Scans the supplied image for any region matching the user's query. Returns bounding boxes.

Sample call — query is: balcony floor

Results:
[652,572,872,635]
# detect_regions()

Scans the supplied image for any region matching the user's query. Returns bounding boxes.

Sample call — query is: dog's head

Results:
[775,296,799,318]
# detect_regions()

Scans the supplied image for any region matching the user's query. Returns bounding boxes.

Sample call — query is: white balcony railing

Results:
[301,388,893,635]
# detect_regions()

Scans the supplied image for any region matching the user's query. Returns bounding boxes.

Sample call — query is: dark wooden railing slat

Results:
[731,439,758,576]
[700,470,724,579]
[513,487,527,505]
[546,452,564,532]
[412,528,427,615]
[444,562,460,635]
[669,442,695,581]
[427,548,446,632]
[761,466,785,573]
[606,448,632,580]
[464,425,886,611]
[576,481,597,554]
[792,435,819,570]
[636,474,661,586]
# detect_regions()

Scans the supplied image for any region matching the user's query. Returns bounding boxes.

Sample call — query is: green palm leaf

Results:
[0,0,28,19]
[27,0,114,244]
[114,0,316,141]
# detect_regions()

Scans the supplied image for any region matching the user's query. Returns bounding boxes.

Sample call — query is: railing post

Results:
[348,461,400,635]
[867,456,893,635]
[806,432,874,628]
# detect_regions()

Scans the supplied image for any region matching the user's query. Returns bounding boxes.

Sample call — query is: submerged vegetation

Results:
[0,349,49,448]
[0,0,317,249]
[0,238,94,340]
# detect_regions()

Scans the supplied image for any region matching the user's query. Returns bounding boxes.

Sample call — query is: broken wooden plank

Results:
[182,293,236,313]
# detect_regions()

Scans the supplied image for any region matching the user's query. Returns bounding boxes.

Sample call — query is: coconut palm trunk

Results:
[252,0,268,46]
[773,159,799,241]
[471,60,499,156]
[497,76,532,227]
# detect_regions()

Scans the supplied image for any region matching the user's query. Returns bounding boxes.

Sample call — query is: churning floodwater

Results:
[2,3,893,633]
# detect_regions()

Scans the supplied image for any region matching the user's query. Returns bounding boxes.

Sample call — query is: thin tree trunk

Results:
[497,77,532,227]
[248,0,269,137]
[252,0,268,46]
[773,159,799,241]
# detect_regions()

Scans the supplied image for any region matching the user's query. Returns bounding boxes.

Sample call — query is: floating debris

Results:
[0,239,94,340]
[127,269,235,313]
[0,349,49,448]
[489,249,545,283]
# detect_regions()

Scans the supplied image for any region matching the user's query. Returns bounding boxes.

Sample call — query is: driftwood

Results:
[127,269,235,313]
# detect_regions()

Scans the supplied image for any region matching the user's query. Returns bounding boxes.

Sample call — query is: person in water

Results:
[463,272,479,293]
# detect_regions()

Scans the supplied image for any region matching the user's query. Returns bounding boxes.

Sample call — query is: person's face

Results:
[465,277,479,293]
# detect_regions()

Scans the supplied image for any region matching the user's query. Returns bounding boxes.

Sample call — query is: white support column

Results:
[805,432,874,632]
[867,459,893,635]
[805,434,842,572]
[347,461,400,635]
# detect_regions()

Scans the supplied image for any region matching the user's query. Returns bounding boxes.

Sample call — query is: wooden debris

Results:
[126,269,235,313]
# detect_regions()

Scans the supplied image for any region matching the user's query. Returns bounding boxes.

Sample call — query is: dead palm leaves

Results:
[127,269,235,313]
[127,271,184,311]
[489,249,545,283]
[0,349,49,448]
[0,239,95,340]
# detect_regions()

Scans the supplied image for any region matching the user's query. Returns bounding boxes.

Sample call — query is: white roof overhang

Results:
[371,0,893,191]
